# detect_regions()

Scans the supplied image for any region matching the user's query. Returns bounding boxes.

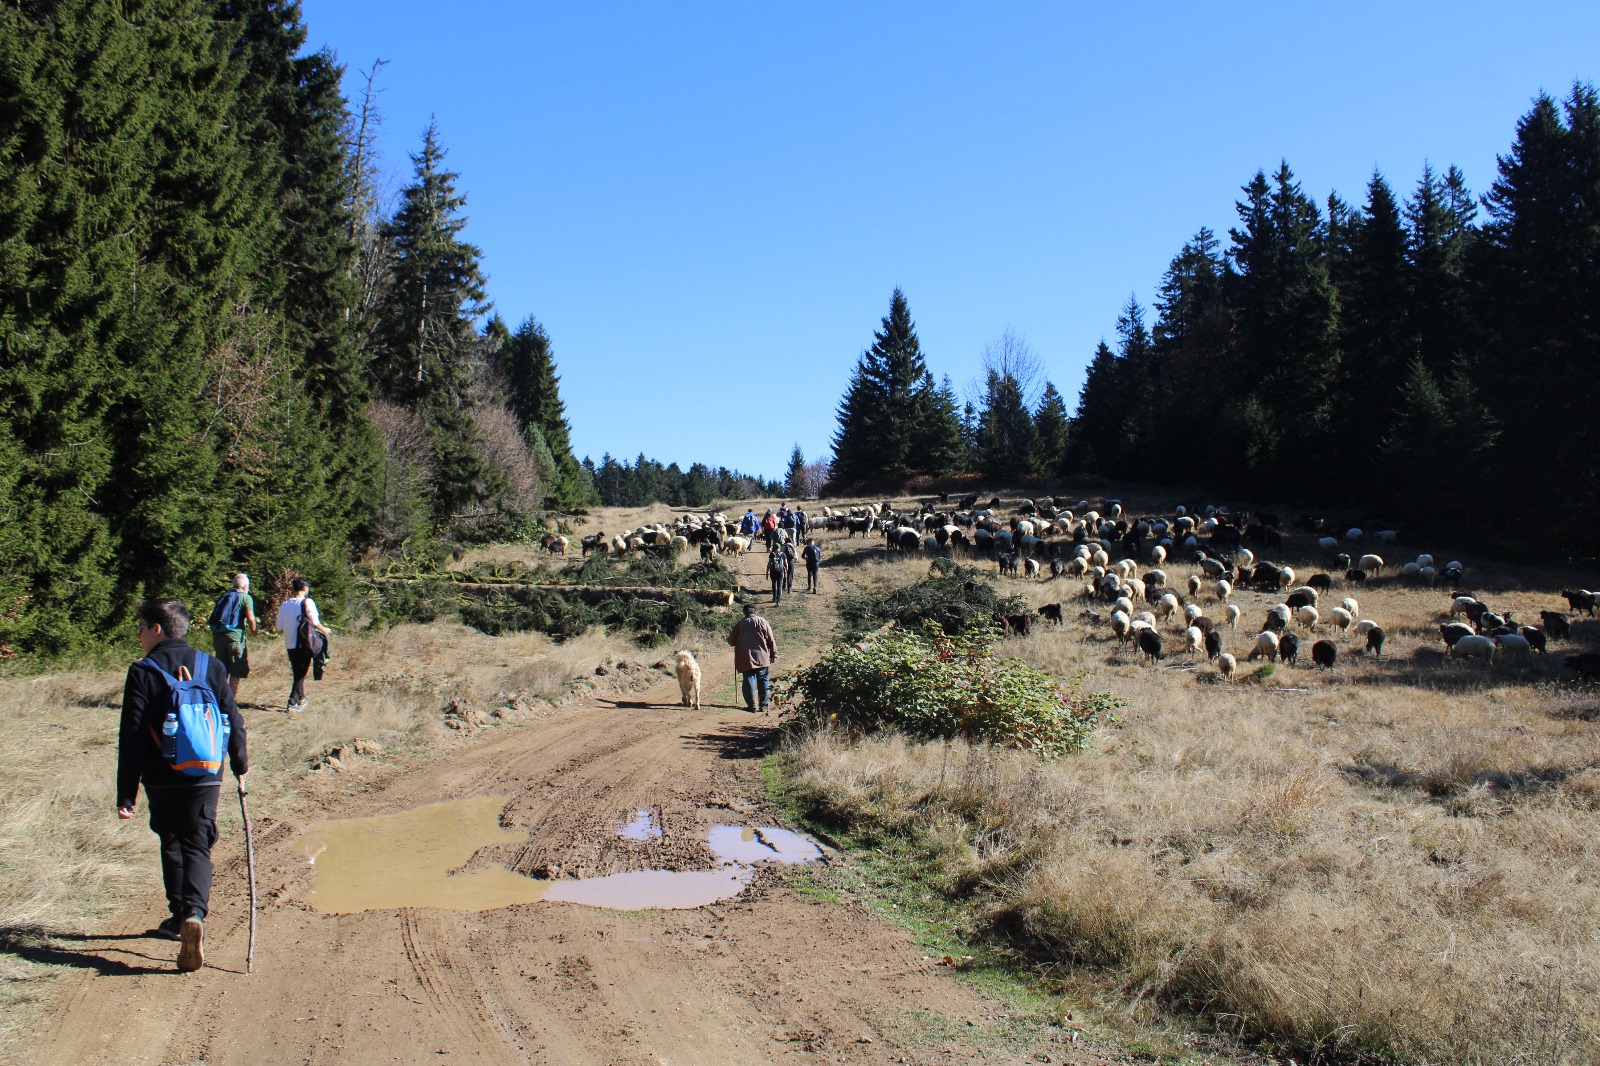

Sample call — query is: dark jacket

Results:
[117,637,248,809]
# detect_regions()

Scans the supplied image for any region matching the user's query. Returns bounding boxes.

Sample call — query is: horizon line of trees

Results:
[828,83,1599,558]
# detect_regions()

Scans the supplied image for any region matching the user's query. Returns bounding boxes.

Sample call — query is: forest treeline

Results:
[0,0,606,656]
[830,85,1600,560]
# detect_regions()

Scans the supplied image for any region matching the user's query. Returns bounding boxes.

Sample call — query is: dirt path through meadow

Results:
[27,543,1113,1066]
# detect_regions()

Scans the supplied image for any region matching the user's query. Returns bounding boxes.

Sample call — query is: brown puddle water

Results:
[302,797,819,915]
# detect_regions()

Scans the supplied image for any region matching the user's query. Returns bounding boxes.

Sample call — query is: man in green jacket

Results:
[208,573,258,699]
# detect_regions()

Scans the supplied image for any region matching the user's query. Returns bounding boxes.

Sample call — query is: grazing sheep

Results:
[1145,568,1167,588]
[1111,611,1131,643]
[581,532,608,556]
[1494,633,1533,667]
[1318,536,1341,554]
[1038,602,1064,624]
[1115,596,1135,616]
[1561,589,1597,616]
[1136,627,1164,663]
[1329,607,1353,634]
[1356,619,1378,638]
[1218,652,1238,680]
[1225,604,1241,629]
[1278,566,1296,589]
[1357,554,1385,574]
[1024,558,1041,579]
[1204,630,1222,660]
[1440,622,1475,647]
[1157,593,1180,622]
[1517,626,1547,654]
[1215,579,1232,603]
[674,650,702,709]
[1264,605,1290,632]
[542,533,570,555]
[1185,626,1204,657]
[1308,572,1333,593]
[1540,611,1571,640]
[1340,597,1359,618]
[1297,606,1320,630]
[1183,603,1202,627]
[1135,610,1157,628]
[1312,639,1338,670]
[1450,634,1496,664]
[1151,544,1167,566]
[1286,590,1316,611]
[1345,568,1368,585]
[1251,630,1280,662]
[723,536,752,557]
[1450,596,1479,619]
[1564,653,1600,681]
[1279,631,1301,665]
[1235,548,1255,569]
[1289,585,1321,607]
[1365,626,1386,658]
[1187,574,1202,597]
[670,535,689,554]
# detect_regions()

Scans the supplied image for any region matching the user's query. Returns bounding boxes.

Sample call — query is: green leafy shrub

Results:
[837,558,1024,640]
[784,626,1122,756]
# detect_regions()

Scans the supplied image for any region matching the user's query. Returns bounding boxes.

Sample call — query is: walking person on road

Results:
[761,509,779,553]
[207,573,258,699]
[767,541,787,605]
[802,538,822,593]
[276,577,331,712]
[117,598,248,972]
[728,604,777,713]
[780,538,797,593]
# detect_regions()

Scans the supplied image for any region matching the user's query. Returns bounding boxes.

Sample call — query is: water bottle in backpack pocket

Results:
[141,652,230,776]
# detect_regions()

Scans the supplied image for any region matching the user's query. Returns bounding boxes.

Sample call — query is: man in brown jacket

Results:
[727,604,777,712]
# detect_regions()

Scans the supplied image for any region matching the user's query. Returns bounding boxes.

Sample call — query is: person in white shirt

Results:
[275,577,331,712]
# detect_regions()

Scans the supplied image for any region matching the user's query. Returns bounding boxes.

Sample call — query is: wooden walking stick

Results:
[237,782,258,974]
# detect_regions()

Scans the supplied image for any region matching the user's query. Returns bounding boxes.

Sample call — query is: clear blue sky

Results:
[298,1,1598,481]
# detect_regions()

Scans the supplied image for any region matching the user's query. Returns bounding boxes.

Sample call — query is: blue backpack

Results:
[140,651,231,777]
[208,590,242,632]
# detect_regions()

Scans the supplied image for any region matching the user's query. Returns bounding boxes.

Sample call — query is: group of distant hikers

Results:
[739,506,823,606]
[114,574,330,973]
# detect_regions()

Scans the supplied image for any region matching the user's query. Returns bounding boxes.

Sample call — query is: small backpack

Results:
[208,590,242,632]
[296,601,326,657]
[140,651,230,777]
[767,550,786,579]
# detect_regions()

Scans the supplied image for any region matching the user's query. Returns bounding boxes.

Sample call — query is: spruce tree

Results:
[1032,383,1072,479]
[785,445,809,498]
[918,373,968,476]
[493,315,591,509]
[1072,341,1122,475]
[830,289,931,484]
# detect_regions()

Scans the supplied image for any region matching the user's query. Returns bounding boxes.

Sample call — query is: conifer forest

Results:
[2,1,1598,657]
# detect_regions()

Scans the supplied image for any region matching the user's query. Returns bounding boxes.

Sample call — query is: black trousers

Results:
[146,785,220,921]
[287,646,313,704]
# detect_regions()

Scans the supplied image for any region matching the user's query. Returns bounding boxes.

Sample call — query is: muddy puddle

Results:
[303,796,820,915]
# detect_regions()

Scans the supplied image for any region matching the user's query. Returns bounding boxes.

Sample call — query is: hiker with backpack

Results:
[116,598,248,972]
[207,573,258,699]
[780,538,798,594]
[275,577,331,713]
[767,540,787,605]
[802,538,822,593]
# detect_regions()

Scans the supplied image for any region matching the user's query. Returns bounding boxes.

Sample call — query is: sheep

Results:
[1345,568,1368,585]
[1494,633,1533,667]
[1115,595,1135,617]
[1517,625,1547,655]
[1251,630,1280,662]
[1110,611,1131,643]
[1151,544,1167,566]
[1417,554,1434,569]
[1286,590,1316,611]
[1564,653,1600,681]
[1278,566,1296,589]
[1540,611,1571,640]
[1289,585,1320,607]
[1279,631,1301,665]
[1187,574,1202,597]
[1346,527,1364,543]
[1090,548,1110,569]
[1225,604,1241,629]
[1136,627,1164,663]
[1297,606,1320,630]
[1308,572,1333,593]
[1365,626,1386,658]
[1145,568,1167,588]
[1340,597,1359,618]
[1183,603,1203,627]
[580,531,608,556]
[1399,561,1423,583]
[1264,604,1291,632]
[1235,548,1255,569]
[1439,622,1475,647]
[1024,558,1041,579]
[1356,618,1378,638]
[1213,579,1232,605]
[1329,607,1353,634]
[1561,589,1597,616]
[1204,630,1222,660]
[1318,535,1341,554]
[1199,557,1228,579]
[1135,610,1157,628]
[722,536,752,557]
[542,533,570,555]
[1157,593,1180,622]
[1312,639,1338,670]
[1450,634,1496,664]
[1185,626,1204,658]
[1217,652,1238,681]
[670,535,689,554]
[1451,596,1481,621]
[1357,554,1385,574]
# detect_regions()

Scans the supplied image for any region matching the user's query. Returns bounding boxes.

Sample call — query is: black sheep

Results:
[1312,639,1338,670]
[1518,626,1548,654]
[1136,627,1164,663]
[1345,568,1368,585]
[1192,616,1217,635]
[1279,631,1301,665]
[1560,589,1597,616]
[1308,573,1333,593]
[1540,611,1571,640]
[1286,590,1315,611]
[1440,622,1475,647]
[1365,626,1385,658]
[1204,630,1222,660]
[1563,653,1600,681]
[1037,602,1063,624]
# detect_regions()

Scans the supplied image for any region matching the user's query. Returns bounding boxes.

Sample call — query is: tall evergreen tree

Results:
[491,315,591,509]
[1405,163,1478,377]
[785,445,809,498]
[830,289,931,485]
[918,373,968,476]
[1032,382,1072,479]
[977,369,1037,483]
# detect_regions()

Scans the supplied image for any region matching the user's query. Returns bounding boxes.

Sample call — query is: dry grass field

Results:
[782,502,1600,1064]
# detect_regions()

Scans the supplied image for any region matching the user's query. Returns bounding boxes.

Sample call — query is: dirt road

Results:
[28,547,1113,1066]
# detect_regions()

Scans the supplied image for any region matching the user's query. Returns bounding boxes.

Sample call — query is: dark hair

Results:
[743,604,757,616]
[292,577,310,593]
[137,598,190,640]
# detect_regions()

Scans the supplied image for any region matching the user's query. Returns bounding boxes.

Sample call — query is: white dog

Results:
[674,650,701,710]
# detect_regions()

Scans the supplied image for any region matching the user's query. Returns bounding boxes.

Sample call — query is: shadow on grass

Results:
[0,924,175,977]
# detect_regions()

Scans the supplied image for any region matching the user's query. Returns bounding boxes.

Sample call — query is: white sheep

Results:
[1115,596,1135,616]
[1290,585,1320,606]
[1278,566,1296,589]
[1252,630,1280,662]
[1329,607,1353,634]
[1355,619,1378,638]
[1450,634,1495,664]
[1225,604,1241,629]
[1318,536,1341,554]
[1493,633,1532,668]
[1124,578,1147,603]
[1341,597,1359,617]
[1110,610,1130,643]
[1187,574,1202,597]
[1090,548,1109,569]
[1151,544,1167,566]
[1217,652,1238,681]
[1297,605,1320,630]
[1235,548,1255,569]
[1417,554,1434,568]
[1183,603,1203,626]
[1185,625,1204,657]
[1135,610,1156,628]
[1115,559,1137,579]
[1357,554,1385,574]
[1024,558,1040,578]
[1215,579,1232,603]
[1145,568,1167,588]
[1157,593,1180,621]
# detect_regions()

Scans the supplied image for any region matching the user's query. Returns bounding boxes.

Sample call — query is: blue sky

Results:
[298,1,1598,480]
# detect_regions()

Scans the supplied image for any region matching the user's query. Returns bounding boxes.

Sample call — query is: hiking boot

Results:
[150,916,183,941]
[177,916,204,972]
